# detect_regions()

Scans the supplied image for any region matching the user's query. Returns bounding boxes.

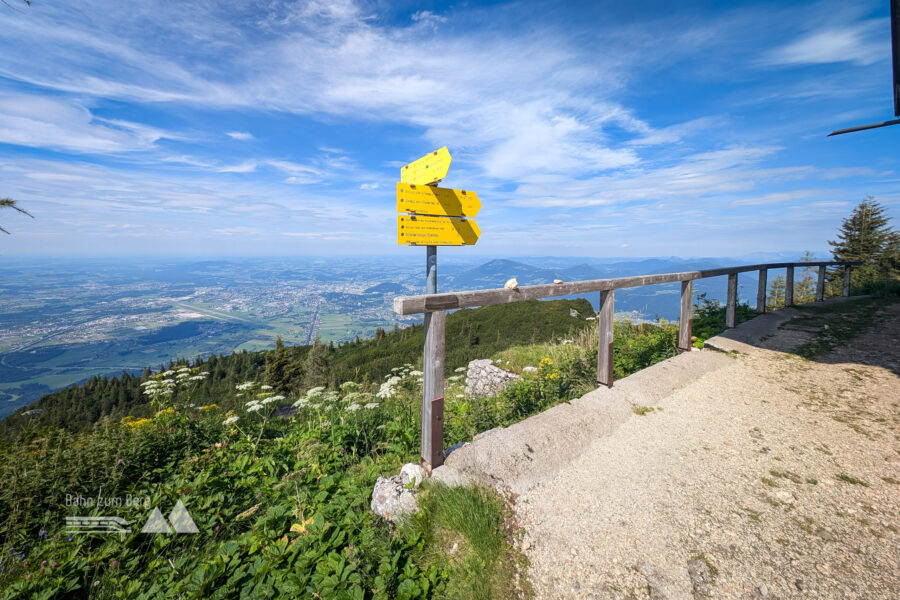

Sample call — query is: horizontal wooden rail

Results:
[394,261,855,315]
[399,259,858,469]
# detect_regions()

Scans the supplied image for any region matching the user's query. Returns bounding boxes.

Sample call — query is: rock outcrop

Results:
[465,358,520,398]
[370,463,425,522]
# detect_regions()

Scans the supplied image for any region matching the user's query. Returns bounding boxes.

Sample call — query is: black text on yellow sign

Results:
[396,182,481,218]
[397,214,480,246]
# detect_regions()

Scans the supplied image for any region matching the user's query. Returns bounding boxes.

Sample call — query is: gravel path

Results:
[505,301,899,599]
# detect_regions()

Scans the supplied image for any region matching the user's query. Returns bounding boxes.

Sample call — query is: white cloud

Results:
[765,19,889,67]
[0,93,173,154]
[508,146,785,208]
[212,226,261,235]
[281,231,354,240]
[0,0,895,257]
[730,190,829,206]
[217,160,258,173]
[411,10,447,27]
[0,0,652,180]
[226,131,254,141]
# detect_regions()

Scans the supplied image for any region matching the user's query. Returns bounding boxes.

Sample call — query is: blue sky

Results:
[0,0,897,258]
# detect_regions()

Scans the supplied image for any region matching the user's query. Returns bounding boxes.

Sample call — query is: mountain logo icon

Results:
[140,500,199,534]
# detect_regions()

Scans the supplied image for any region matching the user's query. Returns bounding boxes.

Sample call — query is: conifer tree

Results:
[794,251,817,303]
[0,198,33,234]
[303,337,329,389]
[828,197,900,290]
[767,274,786,310]
[264,336,291,393]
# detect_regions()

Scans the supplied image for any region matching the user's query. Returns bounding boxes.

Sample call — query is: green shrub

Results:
[691,293,755,345]
[860,278,900,298]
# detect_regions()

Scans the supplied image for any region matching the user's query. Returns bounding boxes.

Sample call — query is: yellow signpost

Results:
[396,146,480,470]
[396,182,481,218]
[400,146,452,186]
[397,214,480,246]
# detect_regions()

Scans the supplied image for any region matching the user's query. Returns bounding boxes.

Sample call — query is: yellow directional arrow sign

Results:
[400,147,452,185]
[397,215,480,246]
[396,182,481,217]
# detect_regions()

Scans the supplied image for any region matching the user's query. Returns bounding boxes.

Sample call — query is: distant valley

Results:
[0,252,817,417]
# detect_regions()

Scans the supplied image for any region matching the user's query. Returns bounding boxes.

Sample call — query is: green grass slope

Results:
[1,299,594,442]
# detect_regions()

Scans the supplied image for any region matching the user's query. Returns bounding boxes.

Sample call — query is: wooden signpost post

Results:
[397,147,480,470]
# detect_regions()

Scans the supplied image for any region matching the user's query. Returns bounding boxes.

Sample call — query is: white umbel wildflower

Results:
[346,403,361,412]
[222,416,239,426]
[364,402,379,410]
[376,376,401,399]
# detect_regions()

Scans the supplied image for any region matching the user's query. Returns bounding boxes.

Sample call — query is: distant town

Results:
[0,252,809,416]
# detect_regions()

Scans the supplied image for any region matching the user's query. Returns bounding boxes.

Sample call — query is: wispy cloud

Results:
[226,131,254,141]
[217,160,258,173]
[764,19,889,66]
[0,0,895,256]
[0,92,175,154]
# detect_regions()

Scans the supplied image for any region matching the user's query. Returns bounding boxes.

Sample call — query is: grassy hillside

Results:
[0,287,754,598]
[1,299,593,441]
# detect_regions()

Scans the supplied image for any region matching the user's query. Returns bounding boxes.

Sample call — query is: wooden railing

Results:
[393,261,857,469]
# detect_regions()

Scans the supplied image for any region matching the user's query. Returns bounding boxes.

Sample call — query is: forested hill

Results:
[0,298,593,441]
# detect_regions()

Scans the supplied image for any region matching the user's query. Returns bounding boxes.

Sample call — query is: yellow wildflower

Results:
[289,517,314,535]
[200,404,219,411]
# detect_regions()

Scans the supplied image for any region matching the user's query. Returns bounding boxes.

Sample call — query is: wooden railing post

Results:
[785,266,794,307]
[678,280,693,352]
[816,265,826,302]
[597,290,614,388]
[843,265,851,297]
[756,268,767,313]
[725,273,738,328]
[421,310,445,470]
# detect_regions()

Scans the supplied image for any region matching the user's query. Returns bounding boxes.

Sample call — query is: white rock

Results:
[504,278,519,290]
[400,463,427,488]
[465,358,521,398]
[431,465,471,487]
[553,279,563,284]
[776,490,795,504]
[370,475,419,522]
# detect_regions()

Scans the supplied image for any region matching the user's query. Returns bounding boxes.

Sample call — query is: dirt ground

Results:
[514,300,900,599]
